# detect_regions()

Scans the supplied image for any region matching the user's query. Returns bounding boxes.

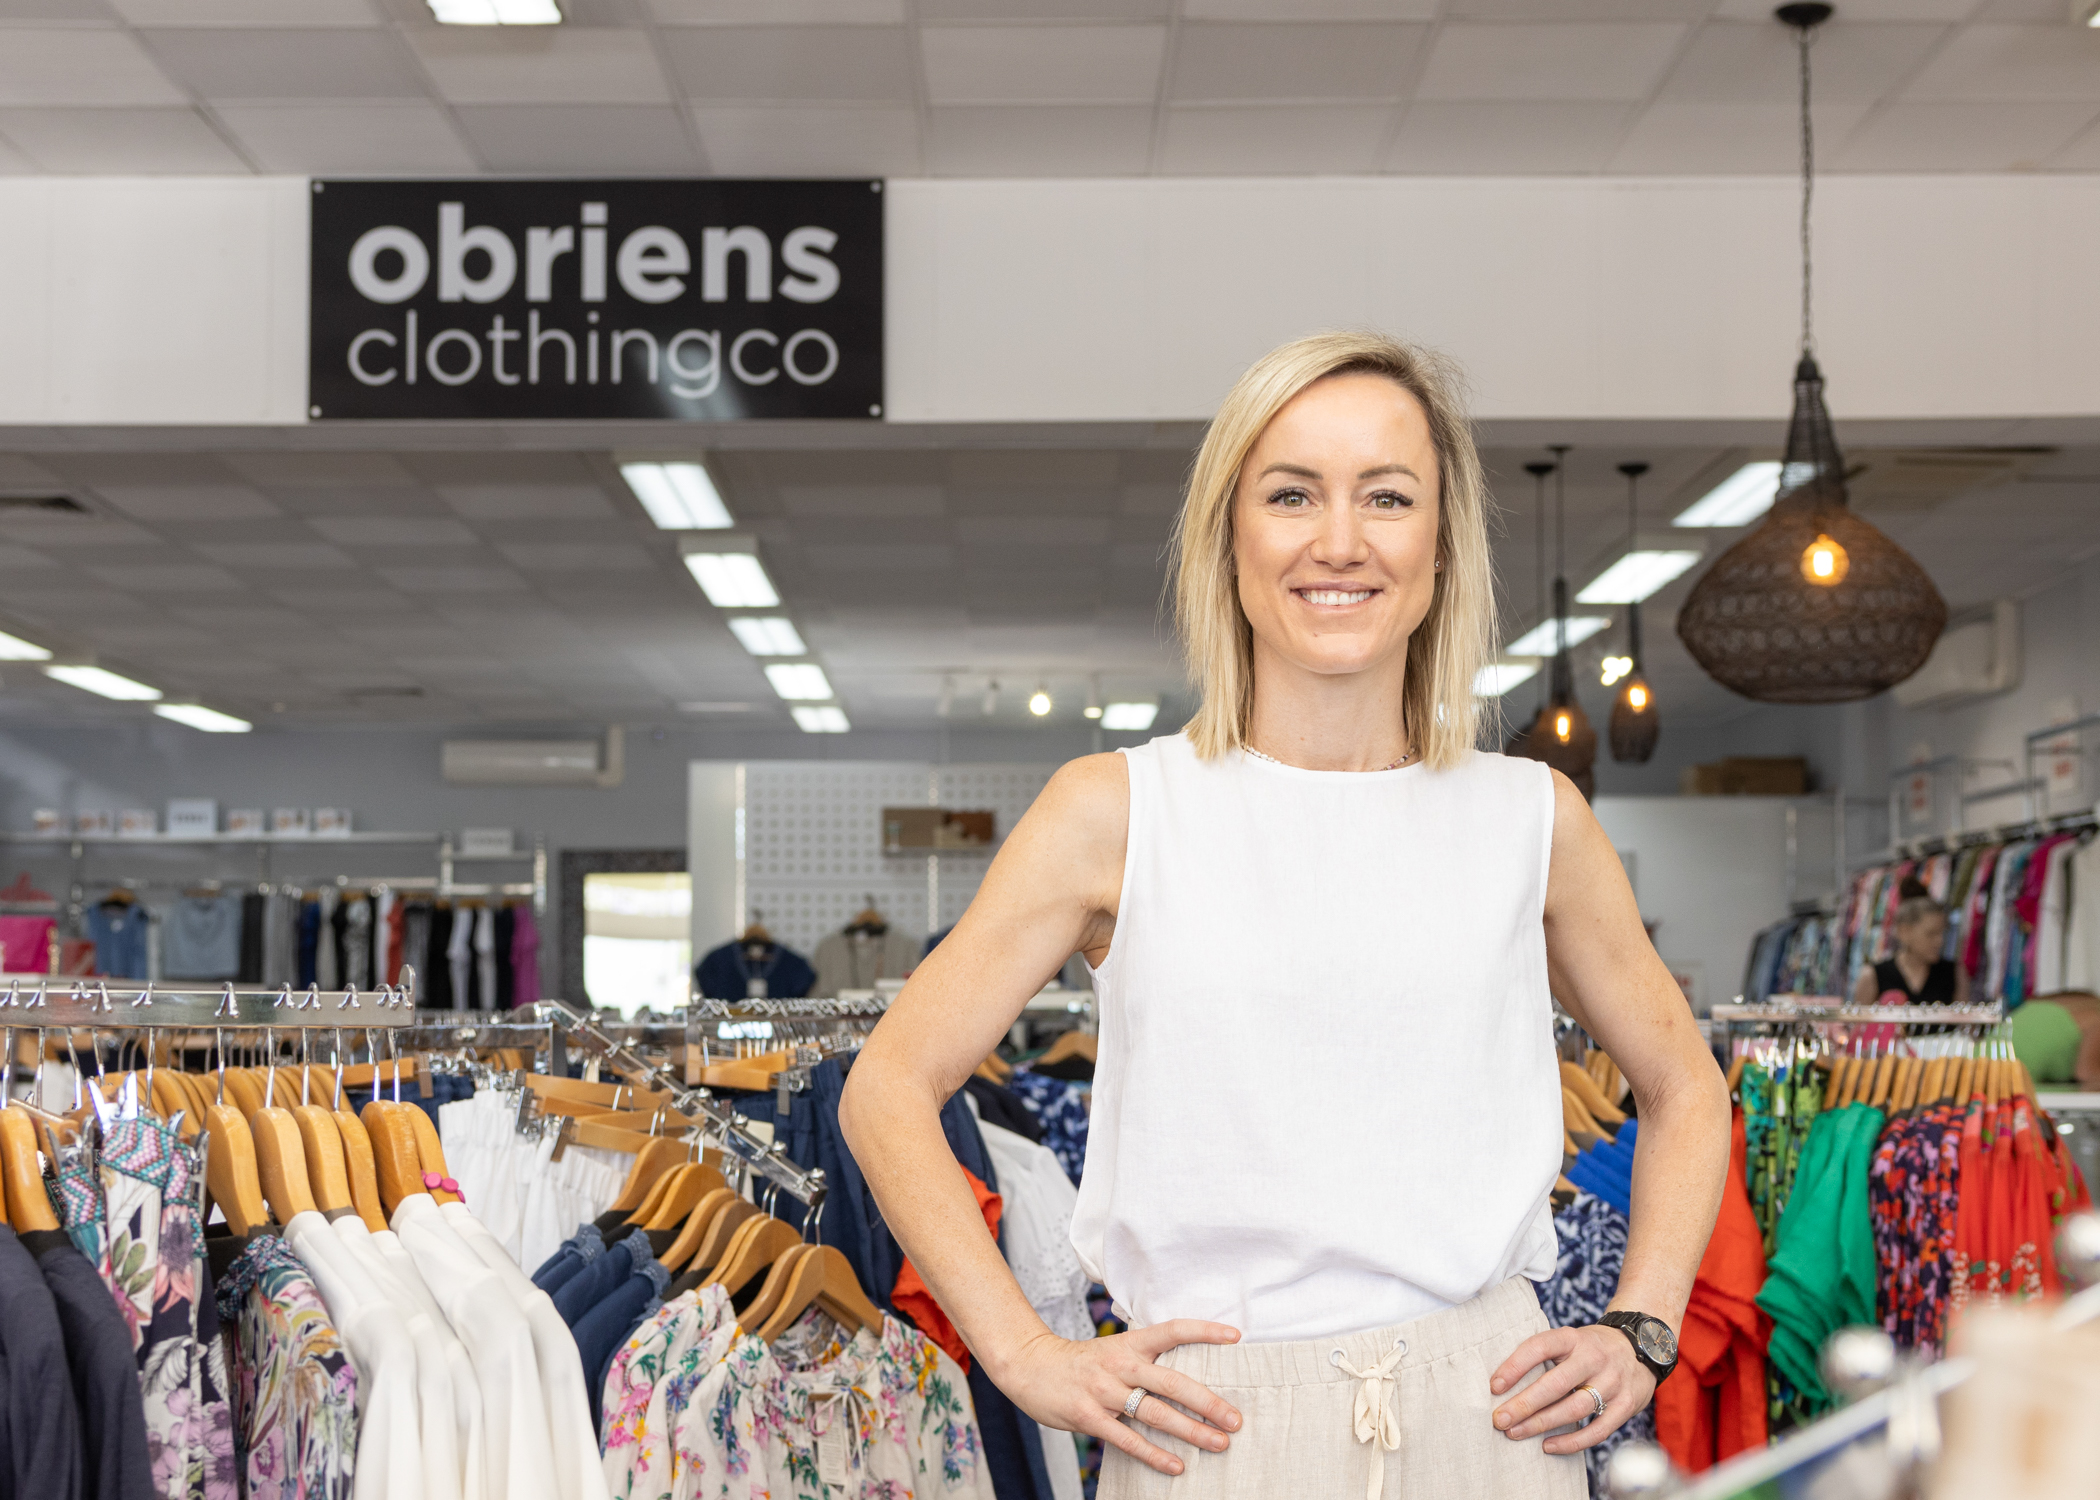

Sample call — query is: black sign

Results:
[309,179,882,422]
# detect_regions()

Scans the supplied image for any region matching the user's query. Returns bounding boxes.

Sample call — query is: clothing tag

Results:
[747,976,768,999]
[583,1057,602,1084]
[815,1413,847,1490]
[777,1078,792,1120]
[418,1052,435,1097]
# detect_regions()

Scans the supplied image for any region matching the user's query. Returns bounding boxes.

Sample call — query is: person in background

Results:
[1852,878,1968,1009]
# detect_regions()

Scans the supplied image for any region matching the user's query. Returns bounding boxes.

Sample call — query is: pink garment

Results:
[509,905,540,1008]
[1962,847,2001,978]
[0,915,55,973]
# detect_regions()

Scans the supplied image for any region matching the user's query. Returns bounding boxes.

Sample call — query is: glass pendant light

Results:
[1609,462,1660,764]
[1674,3,1945,702]
[1512,449,1596,797]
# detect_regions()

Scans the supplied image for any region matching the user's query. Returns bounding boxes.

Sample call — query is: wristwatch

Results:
[1598,1311,1679,1384]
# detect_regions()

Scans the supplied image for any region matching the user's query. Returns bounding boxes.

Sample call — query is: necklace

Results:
[1245,745,1414,772]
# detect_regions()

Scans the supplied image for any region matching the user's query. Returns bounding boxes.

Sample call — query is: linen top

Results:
[1074,734,1564,1343]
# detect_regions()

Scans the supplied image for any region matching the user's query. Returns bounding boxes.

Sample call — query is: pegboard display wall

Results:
[738,761,1058,958]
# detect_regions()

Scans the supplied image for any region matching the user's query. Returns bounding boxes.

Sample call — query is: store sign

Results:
[308,179,883,422]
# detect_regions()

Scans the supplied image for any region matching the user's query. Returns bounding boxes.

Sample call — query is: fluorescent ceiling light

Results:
[621,461,732,530]
[792,706,850,734]
[1576,551,1703,605]
[1473,663,1539,698]
[764,663,834,701]
[684,552,779,609]
[428,0,560,23]
[1504,617,1611,657]
[0,630,50,661]
[1101,701,1158,732]
[44,664,161,701]
[727,617,807,657]
[1674,462,1782,528]
[154,703,251,733]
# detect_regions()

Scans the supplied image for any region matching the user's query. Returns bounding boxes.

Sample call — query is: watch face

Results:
[1636,1321,1677,1366]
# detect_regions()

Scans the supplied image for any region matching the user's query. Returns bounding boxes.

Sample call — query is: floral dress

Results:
[1537,1192,1655,1498]
[600,1285,747,1500]
[99,1114,237,1500]
[1004,1071,1089,1187]
[215,1234,359,1500]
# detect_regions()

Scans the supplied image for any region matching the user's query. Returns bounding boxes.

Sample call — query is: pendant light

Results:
[1674,3,1945,702]
[1505,460,1557,757]
[1512,448,1596,797]
[1609,462,1660,764]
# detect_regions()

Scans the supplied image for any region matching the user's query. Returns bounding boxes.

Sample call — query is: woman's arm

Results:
[1488,770,1734,1455]
[839,755,1243,1477]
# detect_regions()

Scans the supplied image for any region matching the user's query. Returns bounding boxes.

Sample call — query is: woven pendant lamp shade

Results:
[1524,645,1598,798]
[1676,357,1945,703]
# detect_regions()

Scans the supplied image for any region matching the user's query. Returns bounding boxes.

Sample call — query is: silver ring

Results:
[1579,1384,1605,1421]
[1122,1387,1146,1420]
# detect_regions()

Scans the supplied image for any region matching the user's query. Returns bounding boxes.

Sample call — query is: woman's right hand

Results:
[990,1321,1245,1476]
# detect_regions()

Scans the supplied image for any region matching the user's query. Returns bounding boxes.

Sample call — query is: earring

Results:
[1434,558,1443,571]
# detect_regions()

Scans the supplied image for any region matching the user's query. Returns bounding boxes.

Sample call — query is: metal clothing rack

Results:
[1710,999,2005,1030]
[1849,805,2098,871]
[532,999,827,1210]
[0,970,420,1029]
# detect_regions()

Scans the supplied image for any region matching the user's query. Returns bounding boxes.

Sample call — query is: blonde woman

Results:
[841,332,1730,1498]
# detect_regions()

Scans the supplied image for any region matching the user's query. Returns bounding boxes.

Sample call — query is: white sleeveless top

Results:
[1072,734,1564,1344]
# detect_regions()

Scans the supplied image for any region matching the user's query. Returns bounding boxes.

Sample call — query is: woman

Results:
[841,332,1731,1498]
[1850,877,1968,1008]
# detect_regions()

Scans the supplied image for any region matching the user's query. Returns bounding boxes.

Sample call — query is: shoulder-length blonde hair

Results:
[1170,330,1496,771]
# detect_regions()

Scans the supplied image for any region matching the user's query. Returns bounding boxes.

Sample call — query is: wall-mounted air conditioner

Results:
[1893,601,2019,710]
[440,726,624,787]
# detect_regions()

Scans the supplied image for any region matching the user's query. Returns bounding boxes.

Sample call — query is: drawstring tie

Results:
[1333,1342,1406,1500]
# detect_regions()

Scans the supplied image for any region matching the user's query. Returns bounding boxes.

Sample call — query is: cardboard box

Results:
[1680,757,1810,796]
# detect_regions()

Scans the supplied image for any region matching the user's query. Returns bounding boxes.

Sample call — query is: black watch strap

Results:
[1598,1310,1678,1383]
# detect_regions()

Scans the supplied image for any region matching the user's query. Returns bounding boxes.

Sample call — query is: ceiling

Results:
[0,0,2096,180]
[0,435,2093,737]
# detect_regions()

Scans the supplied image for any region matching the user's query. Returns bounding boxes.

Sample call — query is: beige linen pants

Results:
[1099,1278,1587,1500]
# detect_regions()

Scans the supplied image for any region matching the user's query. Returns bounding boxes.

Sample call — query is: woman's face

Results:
[1899,910,1946,961]
[1232,373,1442,686]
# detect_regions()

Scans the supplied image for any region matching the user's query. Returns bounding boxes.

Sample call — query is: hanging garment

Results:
[403,903,433,1003]
[238,892,266,984]
[19,1224,154,1500]
[342,897,373,992]
[1005,1069,1089,1186]
[214,1235,359,1500]
[162,898,240,982]
[1078,734,1561,1344]
[694,939,817,1001]
[86,901,151,981]
[315,889,341,991]
[425,906,454,1010]
[0,1223,87,1500]
[371,889,395,992]
[494,908,515,1010]
[1536,1192,1654,1498]
[448,910,474,1011]
[810,926,920,998]
[510,906,541,1009]
[298,900,322,989]
[386,897,408,988]
[475,906,497,1014]
[262,890,300,989]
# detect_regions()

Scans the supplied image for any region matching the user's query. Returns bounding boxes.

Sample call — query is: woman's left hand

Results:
[1486,1323,1657,1455]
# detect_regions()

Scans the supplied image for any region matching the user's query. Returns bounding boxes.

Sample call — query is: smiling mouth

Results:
[1294,588,1376,606]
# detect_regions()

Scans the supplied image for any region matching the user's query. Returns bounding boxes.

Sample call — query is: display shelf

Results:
[0,832,440,846]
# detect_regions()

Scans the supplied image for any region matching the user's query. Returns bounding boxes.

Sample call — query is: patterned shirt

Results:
[1537,1191,1655,1499]
[1004,1071,1089,1187]
[215,1234,359,1500]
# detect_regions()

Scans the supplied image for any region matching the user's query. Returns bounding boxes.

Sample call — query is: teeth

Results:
[1299,589,1373,606]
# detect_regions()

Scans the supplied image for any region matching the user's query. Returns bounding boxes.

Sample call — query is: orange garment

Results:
[386,899,407,984]
[1654,1110,1770,1473]
[893,1166,1002,1373]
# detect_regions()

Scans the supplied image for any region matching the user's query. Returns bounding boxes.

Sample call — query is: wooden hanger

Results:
[1558,1061,1626,1126]
[404,1108,461,1205]
[223,1069,266,1120]
[1037,1031,1096,1067]
[734,1242,815,1332]
[253,1104,318,1223]
[526,1074,677,1115]
[1561,1090,1606,1140]
[715,1215,803,1304]
[699,1051,793,1091]
[656,1187,738,1272]
[605,1135,687,1215]
[755,1244,880,1341]
[0,1108,57,1232]
[974,1054,1012,1085]
[740,920,773,944]
[290,1103,352,1214]
[641,1160,730,1230]
[360,1101,427,1218]
[683,1192,760,1274]
[333,1105,387,1232]
[203,1102,268,1237]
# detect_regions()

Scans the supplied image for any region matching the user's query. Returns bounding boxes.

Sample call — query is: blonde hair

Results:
[1170,330,1496,770]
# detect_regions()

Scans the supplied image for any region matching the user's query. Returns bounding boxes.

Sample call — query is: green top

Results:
[2012,999,2083,1085]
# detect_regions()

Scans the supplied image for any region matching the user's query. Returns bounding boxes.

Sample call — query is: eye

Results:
[1266,488,1312,509]
[1367,490,1414,511]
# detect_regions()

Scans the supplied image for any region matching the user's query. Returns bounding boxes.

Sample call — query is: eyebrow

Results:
[1256,462,1421,483]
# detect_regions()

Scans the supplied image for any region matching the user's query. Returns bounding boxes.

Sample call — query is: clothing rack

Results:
[1849,806,2097,871]
[532,998,828,1211]
[0,969,420,1028]
[1710,1000,2005,1029]
[398,1008,569,1076]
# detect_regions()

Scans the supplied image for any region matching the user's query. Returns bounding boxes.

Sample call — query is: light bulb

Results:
[1800,533,1849,586]
[1028,688,1052,717]
[1083,704,1102,720]
[1554,710,1572,743]
[1627,683,1648,711]
[1599,655,1633,687]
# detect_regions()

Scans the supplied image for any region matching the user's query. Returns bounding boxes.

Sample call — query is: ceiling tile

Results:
[0,29,186,106]
[0,107,248,171]
[378,566,529,594]
[2047,113,2100,168]
[224,454,418,486]
[309,517,477,546]
[109,0,381,21]
[690,105,918,174]
[1611,100,1870,172]
[1905,24,2100,101]
[1713,0,1985,16]
[660,25,911,102]
[0,0,122,17]
[1662,22,1951,105]
[1833,101,2094,169]
[646,0,904,18]
[921,25,1165,105]
[916,0,1166,16]
[436,484,617,519]
[0,546,58,569]
[96,485,278,520]
[778,485,945,517]
[496,542,657,570]
[87,564,245,591]
[1168,22,1427,102]
[1184,0,1435,15]
[927,105,1151,175]
[407,26,672,105]
[1416,22,1689,102]
[1385,101,1633,172]
[1158,103,1394,173]
[190,543,357,570]
[137,28,422,100]
[454,105,699,173]
[215,103,475,173]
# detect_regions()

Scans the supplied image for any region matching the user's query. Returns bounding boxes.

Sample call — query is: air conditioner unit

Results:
[441,726,624,787]
[1893,601,2019,710]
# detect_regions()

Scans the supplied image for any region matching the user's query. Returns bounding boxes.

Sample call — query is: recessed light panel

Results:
[621,461,733,530]
[1101,702,1157,731]
[1503,618,1611,656]
[1576,551,1702,605]
[792,706,850,734]
[45,665,161,701]
[727,617,807,657]
[0,630,50,661]
[764,663,834,702]
[155,704,252,733]
[1674,462,1782,528]
[1473,663,1539,698]
[684,553,779,609]
[429,0,561,24]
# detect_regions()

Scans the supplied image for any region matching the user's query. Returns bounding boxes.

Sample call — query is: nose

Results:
[1309,497,1369,568]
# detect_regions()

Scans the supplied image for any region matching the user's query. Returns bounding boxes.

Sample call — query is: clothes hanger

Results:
[732,1242,815,1330]
[656,1186,740,1273]
[286,1032,351,1214]
[404,1107,461,1205]
[1037,1031,1096,1067]
[682,1192,761,1275]
[715,1216,804,1306]
[203,1031,268,1237]
[0,1106,57,1232]
[974,1053,1013,1085]
[1558,1061,1625,1127]
[603,1134,687,1215]
[639,1159,730,1230]
[755,1244,879,1341]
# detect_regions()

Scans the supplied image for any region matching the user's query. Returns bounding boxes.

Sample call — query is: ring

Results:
[1579,1384,1605,1421]
[1123,1387,1146,1420]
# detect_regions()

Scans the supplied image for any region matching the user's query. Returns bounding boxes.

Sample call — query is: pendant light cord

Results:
[1550,445,1570,656]
[1797,18,1817,357]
